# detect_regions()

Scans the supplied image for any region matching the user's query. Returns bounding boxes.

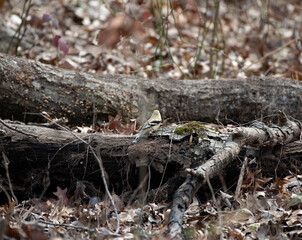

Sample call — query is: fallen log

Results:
[0,119,187,204]
[0,113,301,236]
[1,53,302,125]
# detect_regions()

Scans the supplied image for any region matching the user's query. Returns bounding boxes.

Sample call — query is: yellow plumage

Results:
[133,110,162,143]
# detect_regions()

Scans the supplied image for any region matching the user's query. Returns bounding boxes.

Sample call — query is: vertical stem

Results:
[209,0,220,78]
[7,0,32,55]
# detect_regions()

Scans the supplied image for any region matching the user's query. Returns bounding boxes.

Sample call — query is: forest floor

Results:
[1,0,302,239]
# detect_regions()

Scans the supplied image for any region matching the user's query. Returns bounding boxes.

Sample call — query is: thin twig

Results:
[7,0,32,54]
[274,146,284,179]
[126,173,149,208]
[93,146,120,234]
[82,136,91,180]
[2,152,18,205]
[206,175,223,238]
[38,220,95,232]
[143,165,152,205]
[209,0,221,78]
[49,199,60,219]
[15,0,32,54]
[192,0,210,77]
[153,127,175,202]
[235,156,249,199]
[243,39,296,71]
[206,175,216,205]
[163,0,189,79]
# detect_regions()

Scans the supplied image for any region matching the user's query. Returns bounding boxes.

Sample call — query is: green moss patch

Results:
[174,121,206,136]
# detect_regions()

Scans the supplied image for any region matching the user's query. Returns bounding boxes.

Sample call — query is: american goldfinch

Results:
[133,110,162,143]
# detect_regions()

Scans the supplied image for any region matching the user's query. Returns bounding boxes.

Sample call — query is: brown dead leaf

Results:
[38,53,59,66]
[108,113,122,131]
[32,199,52,213]
[5,224,26,239]
[97,13,144,48]
[275,178,287,193]
[53,186,69,205]
[107,113,126,133]
[107,113,136,134]
[226,226,244,240]
[70,181,89,205]
[123,119,137,135]
[111,190,124,211]
[27,14,44,29]
[287,209,302,226]
[21,224,48,240]
[288,66,302,81]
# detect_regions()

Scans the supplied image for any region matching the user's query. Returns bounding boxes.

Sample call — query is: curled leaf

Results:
[42,13,52,23]
[58,38,69,54]
[53,35,69,54]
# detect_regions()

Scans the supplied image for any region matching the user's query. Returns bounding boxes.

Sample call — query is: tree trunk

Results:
[0,53,302,125]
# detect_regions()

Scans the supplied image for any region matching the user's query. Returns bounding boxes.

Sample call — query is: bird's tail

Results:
[132,130,144,143]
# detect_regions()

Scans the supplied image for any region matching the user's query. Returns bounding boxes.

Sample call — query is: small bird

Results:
[132,110,162,143]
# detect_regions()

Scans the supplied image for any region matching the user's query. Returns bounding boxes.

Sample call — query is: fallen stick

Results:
[167,112,301,237]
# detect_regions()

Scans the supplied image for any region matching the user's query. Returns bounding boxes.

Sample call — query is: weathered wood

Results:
[0,120,188,203]
[167,113,302,237]
[1,53,302,125]
[187,116,301,179]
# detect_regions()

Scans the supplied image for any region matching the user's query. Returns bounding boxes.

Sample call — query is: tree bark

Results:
[167,113,302,237]
[0,115,301,216]
[0,120,185,203]
[0,53,302,125]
